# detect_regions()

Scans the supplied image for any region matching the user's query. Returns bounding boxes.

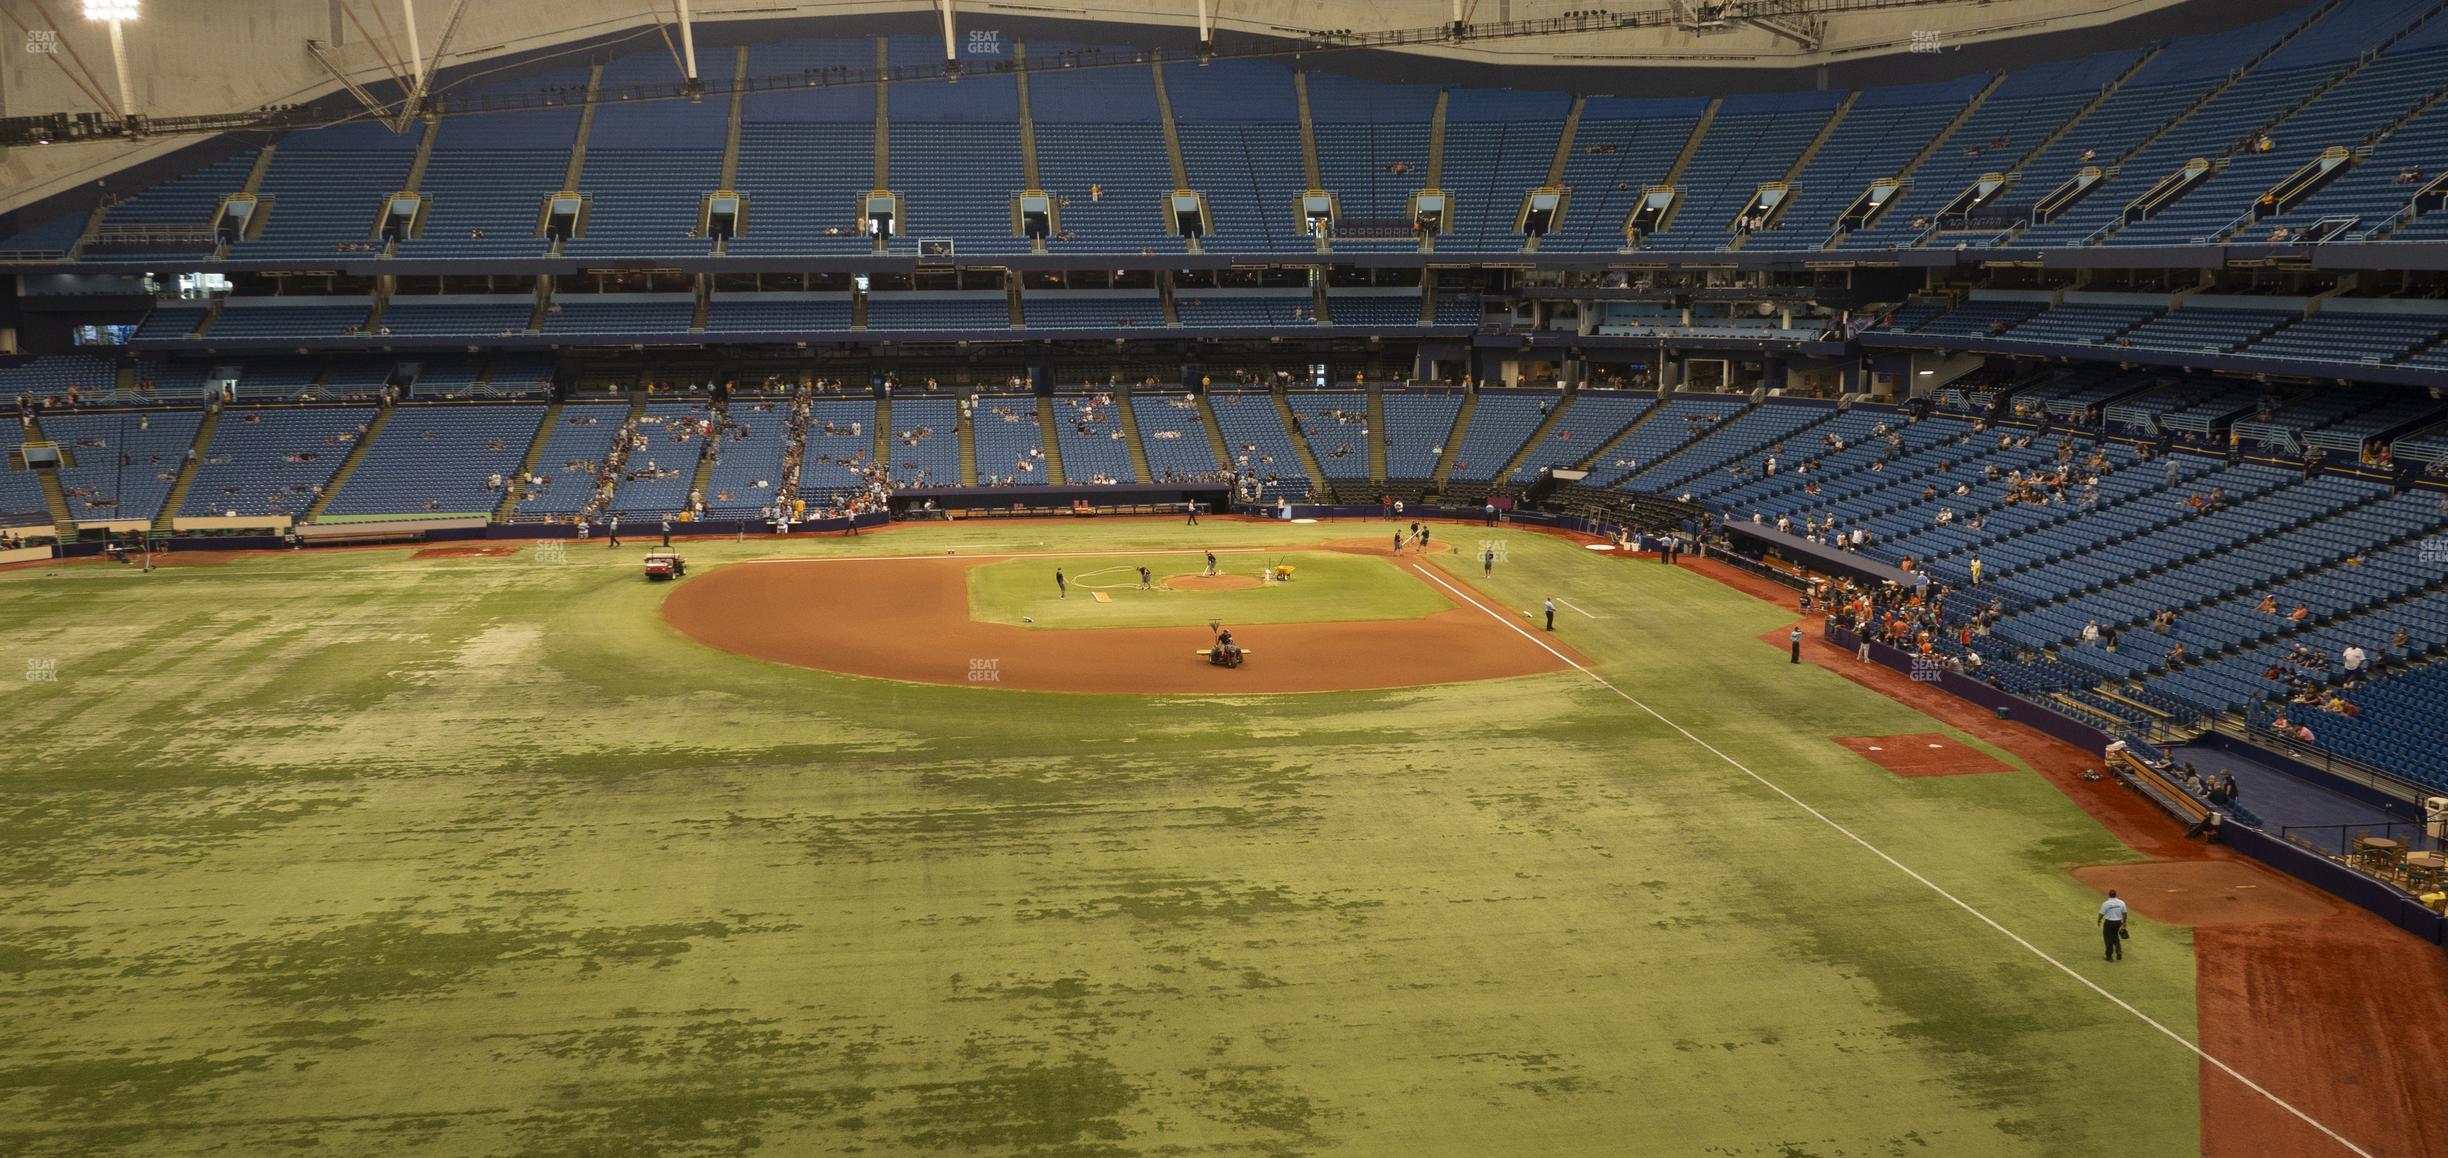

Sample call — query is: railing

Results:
[2211,716,2437,807]
[2279,819,2441,858]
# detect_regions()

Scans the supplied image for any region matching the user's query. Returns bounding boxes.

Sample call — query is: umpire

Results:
[2099,890,2127,962]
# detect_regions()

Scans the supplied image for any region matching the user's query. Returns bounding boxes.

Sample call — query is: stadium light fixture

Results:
[82,0,140,122]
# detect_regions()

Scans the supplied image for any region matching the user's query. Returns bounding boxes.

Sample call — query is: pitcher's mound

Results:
[2073,861,2335,925]
[1167,573,1263,591]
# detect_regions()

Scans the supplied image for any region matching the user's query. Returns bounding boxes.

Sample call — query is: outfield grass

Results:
[0,520,2197,1156]
[967,549,1453,629]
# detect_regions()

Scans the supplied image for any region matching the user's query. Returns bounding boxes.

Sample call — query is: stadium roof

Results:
[0,0,2293,220]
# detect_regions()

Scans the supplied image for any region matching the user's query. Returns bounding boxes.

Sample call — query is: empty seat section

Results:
[1207,390,1312,498]
[1133,392,1226,481]
[1445,391,1551,482]
[799,397,880,505]
[236,122,423,259]
[1645,90,1846,250]
[179,405,372,519]
[323,403,541,516]
[44,409,204,523]
[1439,88,1570,252]
[885,396,960,488]
[1167,59,1304,254]
[1285,390,1371,480]
[1509,392,1655,482]
[1050,393,1136,484]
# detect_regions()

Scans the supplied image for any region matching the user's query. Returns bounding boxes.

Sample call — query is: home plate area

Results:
[1832,733,2014,777]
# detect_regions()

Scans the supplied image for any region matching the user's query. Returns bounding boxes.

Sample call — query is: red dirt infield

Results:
[1165,572,1262,591]
[661,550,1578,693]
[2071,861,2336,926]
[410,545,519,559]
[1831,732,2014,777]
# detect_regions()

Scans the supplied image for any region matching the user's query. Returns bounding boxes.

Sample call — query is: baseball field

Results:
[1,517,2441,1157]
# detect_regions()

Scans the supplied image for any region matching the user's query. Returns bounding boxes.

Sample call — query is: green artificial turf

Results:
[967,548,1453,629]
[0,520,2199,1156]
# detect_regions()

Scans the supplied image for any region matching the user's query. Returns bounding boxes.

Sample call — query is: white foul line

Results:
[1406,560,2374,1158]
[1553,596,1603,619]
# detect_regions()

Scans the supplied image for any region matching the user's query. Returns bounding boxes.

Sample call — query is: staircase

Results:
[1546,97,1586,187]
[1776,92,1859,185]
[1158,272,1181,327]
[1014,44,1043,193]
[199,144,280,261]
[494,399,562,521]
[23,413,77,537]
[872,393,893,470]
[37,466,76,540]
[1194,392,1233,474]
[2014,47,2161,178]
[1429,390,1479,490]
[957,396,979,486]
[401,121,440,197]
[1661,98,1722,188]
[718,47,749,189]
[1894,74,2007,182]
[1365,380,1387,481]
[1293,72,1326,252]
[684,399,725,513]
[1616,400,1761,488]
[1150,54,1194,190]
[562,64,605,190]
[1112,386,1155,481]
[151,406,221,532]
[1035,395,1067,484]
[873,37,893,192]
[1572,396,1671,472]
[1270,386,1331,493]
[301,403,393,522]
[1489,390,1577,485]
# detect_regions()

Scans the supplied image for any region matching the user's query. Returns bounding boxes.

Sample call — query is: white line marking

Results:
[1553,596,1603,619]
[1405,560,2374,1158]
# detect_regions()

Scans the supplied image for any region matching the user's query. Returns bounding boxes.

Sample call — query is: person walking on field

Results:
[2099,890,2128,961]
[1393,529,1404,556]
[660,516,672,547]
[1204,550,1218,577]
[1544,597,1556,632]
[1138,565,1152,590]
[1483,545,1495,575]
[607,513,622,548]
[1790,626,1804,663]
[1185,500,1199,526]
[1056,568,1068,599]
